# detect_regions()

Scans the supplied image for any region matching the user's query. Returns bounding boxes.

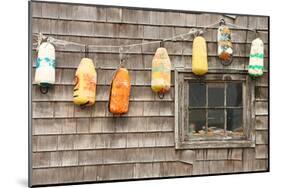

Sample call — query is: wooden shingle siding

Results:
[32,147,195,169]
[31,1,269,186]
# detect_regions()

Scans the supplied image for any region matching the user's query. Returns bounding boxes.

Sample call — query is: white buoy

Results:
[34,42,56,93]
[248,38,264,77]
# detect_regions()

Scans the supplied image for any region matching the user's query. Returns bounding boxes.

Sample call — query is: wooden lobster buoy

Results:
[192,36,208,75]
[151,47,171,98]
[73,58,97,107]
[248,38,264,77]
[218,25,233,65]
[34,42,56,94]
[109,67,131,114]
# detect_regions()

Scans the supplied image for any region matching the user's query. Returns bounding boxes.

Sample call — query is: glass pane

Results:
[208,83,224,107]
[227,109,243,136]
[189,109,206,134]
[189,83,206,107]
[227,83,242,106]
[207,109,225,136]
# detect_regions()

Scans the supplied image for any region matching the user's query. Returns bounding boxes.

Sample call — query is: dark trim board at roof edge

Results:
[30,0,269,17]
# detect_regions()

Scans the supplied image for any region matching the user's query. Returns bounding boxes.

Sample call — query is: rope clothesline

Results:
[32,21,218,50]
[32,18,266,59]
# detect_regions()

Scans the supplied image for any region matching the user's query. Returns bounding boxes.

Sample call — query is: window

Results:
[188,81,244,140]
[175,69,255,149]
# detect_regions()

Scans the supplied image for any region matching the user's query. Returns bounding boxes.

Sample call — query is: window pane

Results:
[227,108,243,133]
[227,83,242,106]
[208,83,224,107]
[189,109,206,133]
[208,109,225,136]
[189,83,206,107]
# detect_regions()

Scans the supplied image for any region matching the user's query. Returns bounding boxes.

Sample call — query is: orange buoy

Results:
[109,67,131,114]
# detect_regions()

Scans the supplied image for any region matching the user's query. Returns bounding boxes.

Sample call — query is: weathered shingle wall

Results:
[31,1,269,186]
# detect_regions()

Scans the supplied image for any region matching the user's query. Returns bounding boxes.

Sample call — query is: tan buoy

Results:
[218,23,233,66]
[151,47,171,98]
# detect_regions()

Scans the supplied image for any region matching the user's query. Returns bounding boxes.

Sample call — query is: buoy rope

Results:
[33,19,265,51]
[32,18,266,64]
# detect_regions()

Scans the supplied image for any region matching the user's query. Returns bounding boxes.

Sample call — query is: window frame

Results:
[174,68,255,149]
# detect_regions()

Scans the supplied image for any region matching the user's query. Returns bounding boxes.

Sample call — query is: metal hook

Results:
[85,45,89,58]
[219,18,226,26]
[80,101,90,109]
[158,92,165,99]
[194,74,205,83]
[220,55,233,66]
[119,58,126,67]
[192,29,200,38]
[39,86,49,94]
[160,40,164,47]
[254,29,259,38]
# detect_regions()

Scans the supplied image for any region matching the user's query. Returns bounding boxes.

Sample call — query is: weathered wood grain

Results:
[31,147,187,167]
[255,130,268,144]
[32,2,42,17]
[243,148,256,171]
[83,166,97,181]
[255,101,268,115]
[229,149,243,161]
[58,135,74,150]
[32,168,59,185]
[255,86,268,100]
[32,102,54,118]
[206,149,228,161]
[255,72,269,86]
[255,144,268,159]
[255,116,268,130]
[34,132,175,152]
[208,160,234,174]
[34,135,58,152]
[58,166,84,183]
[195,149,243,161]
[254,159,268,171]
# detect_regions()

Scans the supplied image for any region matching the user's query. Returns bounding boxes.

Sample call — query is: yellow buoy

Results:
[73,58,97,107]
[151,47,171,96]
[192,36,208,75]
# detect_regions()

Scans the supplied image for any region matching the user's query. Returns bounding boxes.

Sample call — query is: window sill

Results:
[175,140,255,149]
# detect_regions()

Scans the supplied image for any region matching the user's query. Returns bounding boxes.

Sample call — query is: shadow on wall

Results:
[17,178,28,187]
